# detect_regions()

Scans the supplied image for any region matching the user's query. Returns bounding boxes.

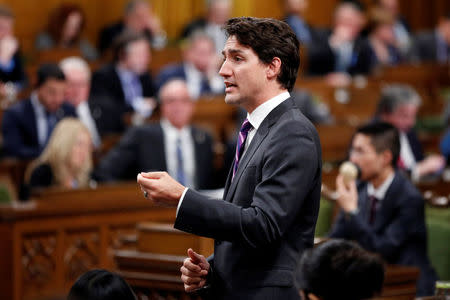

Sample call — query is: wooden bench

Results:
[0,183,176,300]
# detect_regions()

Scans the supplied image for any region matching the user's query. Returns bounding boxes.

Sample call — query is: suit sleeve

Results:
[1,109,40,158]
[330,193,424,261]
[93,127,140,181]
[175,119,320,249]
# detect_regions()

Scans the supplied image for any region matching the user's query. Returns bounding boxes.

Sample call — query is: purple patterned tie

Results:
[233,118,253,179]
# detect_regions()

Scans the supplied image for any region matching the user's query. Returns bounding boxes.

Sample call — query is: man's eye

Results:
[234,56,243,61]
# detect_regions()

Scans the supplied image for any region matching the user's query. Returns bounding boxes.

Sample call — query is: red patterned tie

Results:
[233,118,253,179]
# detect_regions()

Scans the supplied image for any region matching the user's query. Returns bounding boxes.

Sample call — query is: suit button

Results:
[215,240,221,245]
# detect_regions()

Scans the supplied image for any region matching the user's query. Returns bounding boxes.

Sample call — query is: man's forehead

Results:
[222,37,252,55]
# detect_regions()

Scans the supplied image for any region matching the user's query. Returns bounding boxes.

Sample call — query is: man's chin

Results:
[224,94,240,105]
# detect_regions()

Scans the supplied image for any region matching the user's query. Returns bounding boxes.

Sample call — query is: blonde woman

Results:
[26,118,93,189]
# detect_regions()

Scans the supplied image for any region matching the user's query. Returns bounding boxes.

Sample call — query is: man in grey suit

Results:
[137,17,322,300]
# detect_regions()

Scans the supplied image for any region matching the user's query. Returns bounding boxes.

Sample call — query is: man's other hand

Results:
[180,248,210,292]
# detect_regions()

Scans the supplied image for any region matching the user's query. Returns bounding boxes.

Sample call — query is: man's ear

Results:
[382,149,393,167]
[266,57,282,80]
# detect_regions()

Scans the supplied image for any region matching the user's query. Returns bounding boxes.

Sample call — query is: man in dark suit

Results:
[376,84,445,180]
[95,79,215,190]
[180,0,231,54]
[306,2,366,77]
[90,31,156,136]
[97,0,166,55]
[330,122,437,296]
[413,14,450,64]
[156,32,224,100]
[2,63,76,159]
[138,17,322,299]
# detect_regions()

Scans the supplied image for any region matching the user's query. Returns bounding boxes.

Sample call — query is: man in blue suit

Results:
[156,32,224,100]
[330,122,437,297]
[138,17,321,299]
[2,63,76,158]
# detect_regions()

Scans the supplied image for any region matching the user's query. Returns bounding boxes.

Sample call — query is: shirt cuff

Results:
[176,187,189,217]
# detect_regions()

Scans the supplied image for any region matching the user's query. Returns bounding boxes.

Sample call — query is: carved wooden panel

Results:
[63,229,100,282]
[21,232,58,299]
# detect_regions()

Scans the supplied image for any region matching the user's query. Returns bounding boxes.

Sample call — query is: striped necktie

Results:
[233,118,253,179]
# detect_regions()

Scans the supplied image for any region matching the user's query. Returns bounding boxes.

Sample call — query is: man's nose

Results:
[219,60,230,77]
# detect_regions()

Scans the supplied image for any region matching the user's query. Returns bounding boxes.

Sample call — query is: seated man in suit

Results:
[180,0,231,54]
[283,0,315,46]
[156,32,224,100]
[60,57,101,148]
[2,63,76,158]
[413,13,450,64]
[376,84,446,179]
[98,0,166,55]
[307,2,366,80]
[329,122,437,296]
[94,79,215,190]
[0,4,27,97]
[90,31,156,136]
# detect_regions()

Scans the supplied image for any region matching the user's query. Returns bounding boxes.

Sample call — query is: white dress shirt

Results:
[176,91,291,215]
[30,92,48,147]
[161,118,196,189]
[184,63,224,99]
[399,131,416,170]
[77,101,101,148]
[367,172,395,203]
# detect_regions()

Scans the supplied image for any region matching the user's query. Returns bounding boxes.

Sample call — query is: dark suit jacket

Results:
[89,64,156,135]
[330,171,437,296]
[0,51,27,88]
[174,98,322,299]
[94,123,215,190]
[155,63,186,91]
[406,129,424,163]
[413,30,448,63]
[306,29,365,76]
[1,98,76,158]
[351,38,402,74]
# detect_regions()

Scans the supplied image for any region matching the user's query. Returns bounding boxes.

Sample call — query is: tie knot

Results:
[240,119,253,135]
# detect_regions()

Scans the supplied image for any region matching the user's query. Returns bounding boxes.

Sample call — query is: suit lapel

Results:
[223,98,296,203]
[25,99,39,145]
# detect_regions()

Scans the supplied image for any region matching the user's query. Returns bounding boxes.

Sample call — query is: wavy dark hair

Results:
[47,3,85,45]
[224,17,300,92]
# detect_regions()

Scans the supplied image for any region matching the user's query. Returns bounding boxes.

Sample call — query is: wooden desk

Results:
[0,183,176,300]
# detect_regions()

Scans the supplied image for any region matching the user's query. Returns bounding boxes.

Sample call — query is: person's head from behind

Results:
[333,2,366,41]
[68,269,136,300]
[184,31,216,73]
[0,5,14,39]
[207,0,232,25]
[350,122,400,182]
[124,0,153,32]
[113,30,151,75]
[219,17,300,111]
[47,3,85,44]
[60,57,91,107]
[284,0,309,16]
[36,63,66,113]
[159,79,194,130]
[377,84,421,132]
[298,239,385,300]
[33,118,93,188]
[367,7,395,45]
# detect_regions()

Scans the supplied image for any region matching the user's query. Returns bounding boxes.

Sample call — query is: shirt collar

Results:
[116,66,138,81]
[160,118,190,137]
[367,172,395,201]
[247,91,290,130]
[30,92,46,114]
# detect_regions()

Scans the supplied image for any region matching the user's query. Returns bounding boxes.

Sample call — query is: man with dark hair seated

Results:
[2,63,75,158]
[329,122,437,296]
[297,239,384,300]
[90,30,156,136]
